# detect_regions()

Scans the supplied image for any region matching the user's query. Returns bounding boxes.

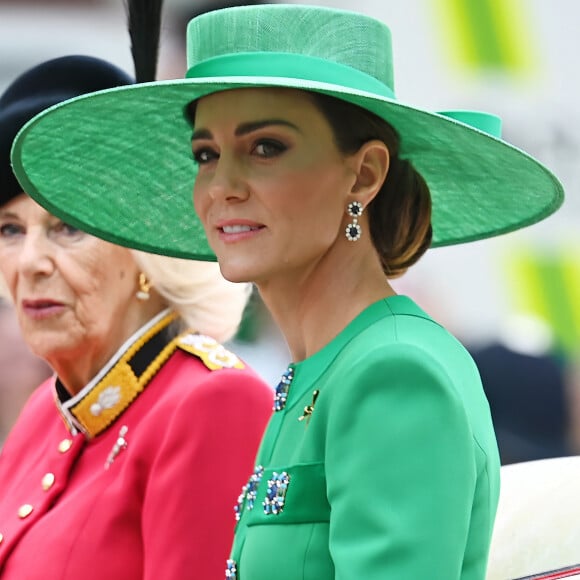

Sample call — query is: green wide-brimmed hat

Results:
[11,4,564,261]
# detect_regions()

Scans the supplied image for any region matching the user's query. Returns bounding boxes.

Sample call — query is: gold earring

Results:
[136,272,152,301]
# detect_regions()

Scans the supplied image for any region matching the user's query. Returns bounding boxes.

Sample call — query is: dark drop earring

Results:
[345,201,363,242]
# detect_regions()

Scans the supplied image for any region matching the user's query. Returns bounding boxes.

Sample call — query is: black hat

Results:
[0,55,133,207]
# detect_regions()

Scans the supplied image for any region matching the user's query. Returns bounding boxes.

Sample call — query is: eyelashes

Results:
[0,223,23,238]
[253,139,287,158]
[192,147,216,165]
[0,221,82,241]
[192,138,289,165]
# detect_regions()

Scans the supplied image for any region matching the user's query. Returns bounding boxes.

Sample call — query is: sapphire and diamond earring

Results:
[345,201,363,241]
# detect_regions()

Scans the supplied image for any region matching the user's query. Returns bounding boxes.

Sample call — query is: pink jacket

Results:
[0,335,272,579]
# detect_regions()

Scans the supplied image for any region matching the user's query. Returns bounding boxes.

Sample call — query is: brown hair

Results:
[309,93,432,278]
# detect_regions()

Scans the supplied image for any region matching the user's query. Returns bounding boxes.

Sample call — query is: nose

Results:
[18,230,55,278]
[207,154,250,202]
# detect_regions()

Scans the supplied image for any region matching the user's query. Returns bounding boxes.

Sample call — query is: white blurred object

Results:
[499,314,555,357]
[486,456,580,580]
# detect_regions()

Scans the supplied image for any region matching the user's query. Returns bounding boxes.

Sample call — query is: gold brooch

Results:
[298,390,319,423]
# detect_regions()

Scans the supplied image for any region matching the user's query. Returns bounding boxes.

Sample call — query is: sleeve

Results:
[326,344,476,580]
[141,367,273,579]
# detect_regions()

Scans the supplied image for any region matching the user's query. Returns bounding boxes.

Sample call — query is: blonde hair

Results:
[131,250,252,343]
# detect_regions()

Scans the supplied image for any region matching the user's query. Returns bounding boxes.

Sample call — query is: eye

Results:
[192,147,218,165]
[253,139,287,158]
[0,222,24,238]
[53,221,82,237]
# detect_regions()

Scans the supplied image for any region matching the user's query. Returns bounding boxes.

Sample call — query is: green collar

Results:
[284,295,433,413]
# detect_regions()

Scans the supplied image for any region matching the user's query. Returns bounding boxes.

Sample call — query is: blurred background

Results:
[0,0,579,462]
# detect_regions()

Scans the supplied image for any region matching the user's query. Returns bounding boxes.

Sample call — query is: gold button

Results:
[58,439,73,453]
[18,504,33,519]
[41,473,56,491]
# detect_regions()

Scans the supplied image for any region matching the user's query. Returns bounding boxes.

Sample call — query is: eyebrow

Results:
[191,119,301,141]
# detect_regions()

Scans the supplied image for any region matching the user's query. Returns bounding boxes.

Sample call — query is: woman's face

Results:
[192,88,358,285]
[0,194,143,365]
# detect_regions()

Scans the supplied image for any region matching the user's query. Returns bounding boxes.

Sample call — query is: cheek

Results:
[291,168,345,218]
[68,270,108,310]
[0,254,21,300]
[67,249,136,304]
[73,267,135,328]
[0,258,15,287]
[193,184,210,227]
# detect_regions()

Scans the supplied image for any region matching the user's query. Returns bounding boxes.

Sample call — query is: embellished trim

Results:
[234,465,264,521]
[274,366,294,412]
[225,559,237,579]
[59,311,178,438]
[263,471,291,515]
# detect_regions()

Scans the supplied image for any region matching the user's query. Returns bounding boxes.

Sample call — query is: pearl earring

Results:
[136,273,152,300]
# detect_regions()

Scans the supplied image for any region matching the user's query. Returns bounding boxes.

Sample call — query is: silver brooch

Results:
[104,425,128,470]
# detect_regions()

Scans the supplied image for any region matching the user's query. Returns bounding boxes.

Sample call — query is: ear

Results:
[348,140,390,206]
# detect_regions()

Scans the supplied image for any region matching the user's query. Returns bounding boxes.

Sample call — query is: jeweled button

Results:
[42,473,55,491]
[58,439,73,453]
[225,559,237,580]
[18,504,33,518]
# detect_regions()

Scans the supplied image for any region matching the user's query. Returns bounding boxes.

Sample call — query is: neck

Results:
[257,243,395,362]
[48,298,168,396]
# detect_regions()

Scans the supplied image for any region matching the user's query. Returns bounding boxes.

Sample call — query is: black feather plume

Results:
[125,0,164,83]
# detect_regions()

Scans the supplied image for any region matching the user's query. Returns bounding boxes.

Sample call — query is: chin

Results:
[218,261,258,285]
[219,269,254,285]
[25,333,73,363]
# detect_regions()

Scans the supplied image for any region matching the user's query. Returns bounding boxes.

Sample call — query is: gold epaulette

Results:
[176,333,245,371]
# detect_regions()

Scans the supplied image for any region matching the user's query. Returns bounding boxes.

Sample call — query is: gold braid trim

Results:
[68,311,178,438]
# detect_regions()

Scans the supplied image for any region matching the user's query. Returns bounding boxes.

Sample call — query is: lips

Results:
[21,299,65,320]
[215,219,265,243]
[22,299,63,309]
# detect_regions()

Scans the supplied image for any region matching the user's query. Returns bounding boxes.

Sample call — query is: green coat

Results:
[230,296,500,579]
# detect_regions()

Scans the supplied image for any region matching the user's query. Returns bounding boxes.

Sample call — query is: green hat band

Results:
[186,52,396,99]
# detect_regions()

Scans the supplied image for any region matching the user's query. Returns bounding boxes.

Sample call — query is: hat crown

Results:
[186,5,395,95]
[0,56,133,113]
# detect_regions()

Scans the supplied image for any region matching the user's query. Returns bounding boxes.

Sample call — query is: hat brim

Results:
[1,96,86,207]
[11,76,564,260]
